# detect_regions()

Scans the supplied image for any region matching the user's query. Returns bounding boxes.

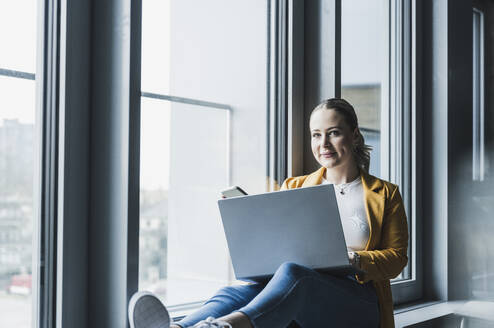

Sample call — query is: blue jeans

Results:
[176,262,380,328]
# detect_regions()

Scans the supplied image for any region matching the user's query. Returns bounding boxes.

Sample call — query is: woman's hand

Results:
[348,251,361,269]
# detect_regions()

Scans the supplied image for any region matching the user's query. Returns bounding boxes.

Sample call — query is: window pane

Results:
[0,1,37,73]
[139,97,233,306]
[0,76,36,327]
[341,0,389,178]
[139,0,268,308]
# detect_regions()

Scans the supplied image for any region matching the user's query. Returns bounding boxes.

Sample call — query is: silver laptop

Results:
[217,184,361,281]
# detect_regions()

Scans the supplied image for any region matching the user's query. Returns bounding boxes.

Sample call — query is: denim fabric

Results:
[176,262,379,328]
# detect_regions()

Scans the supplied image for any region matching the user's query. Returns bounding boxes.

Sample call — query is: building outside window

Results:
[0,1,39,326]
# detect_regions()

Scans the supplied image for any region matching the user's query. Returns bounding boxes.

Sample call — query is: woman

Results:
[129,98,409,328]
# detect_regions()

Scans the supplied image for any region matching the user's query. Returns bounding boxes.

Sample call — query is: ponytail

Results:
[353,129,372,172]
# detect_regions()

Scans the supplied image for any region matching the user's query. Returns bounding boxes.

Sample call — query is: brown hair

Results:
[311,98,372,172]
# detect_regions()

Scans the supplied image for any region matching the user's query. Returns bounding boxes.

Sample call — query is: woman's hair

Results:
[311,98,372,172]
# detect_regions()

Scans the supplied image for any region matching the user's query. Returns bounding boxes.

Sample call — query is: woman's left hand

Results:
[348,251,360,269]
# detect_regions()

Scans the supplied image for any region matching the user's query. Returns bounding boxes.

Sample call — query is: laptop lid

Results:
[217,184,355,281]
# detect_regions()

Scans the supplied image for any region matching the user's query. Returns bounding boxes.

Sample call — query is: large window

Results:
[138,0,416,310]
[138,0,269,310]
[0,1,39,326]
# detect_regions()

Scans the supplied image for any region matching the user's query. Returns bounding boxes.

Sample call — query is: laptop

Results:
[217,184,362,282]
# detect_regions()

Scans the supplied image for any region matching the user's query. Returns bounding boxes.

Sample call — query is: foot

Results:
[129,291,171,328]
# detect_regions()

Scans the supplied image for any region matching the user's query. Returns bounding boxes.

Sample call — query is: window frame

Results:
[388,0,423,304]
[36,0,61,326]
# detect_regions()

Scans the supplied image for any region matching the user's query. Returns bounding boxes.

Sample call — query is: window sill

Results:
[394,301,454,326]
[172,301,454,324]
[394,300,494,327]
[169,302,206,322]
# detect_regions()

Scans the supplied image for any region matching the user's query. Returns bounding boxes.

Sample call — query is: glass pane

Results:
[139,97,234,306]
[141,0,171,95]
[341,0,389,178]
[0,76,36,327]
[139,0,269,308]
[342,0,411,283]
[0,1,37,73]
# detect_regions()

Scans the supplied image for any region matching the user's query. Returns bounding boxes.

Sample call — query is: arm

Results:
[355,185,409,283]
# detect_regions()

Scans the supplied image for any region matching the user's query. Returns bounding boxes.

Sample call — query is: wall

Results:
[421,0,494,315]
[445,0,494,304]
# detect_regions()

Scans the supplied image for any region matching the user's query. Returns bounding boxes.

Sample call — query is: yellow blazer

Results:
[280,167,409,328]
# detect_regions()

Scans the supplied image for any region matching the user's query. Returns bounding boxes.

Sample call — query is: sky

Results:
[139,0,172,190]
[341,0,388,86]
[0,0,37,125]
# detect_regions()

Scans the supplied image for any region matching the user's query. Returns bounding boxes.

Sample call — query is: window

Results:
[139,0,269,310]
[139,96,231,307]
[0,1,39,326]
[341,0,415,293]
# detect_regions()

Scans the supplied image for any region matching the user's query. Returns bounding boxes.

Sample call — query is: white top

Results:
[322,176,370,251]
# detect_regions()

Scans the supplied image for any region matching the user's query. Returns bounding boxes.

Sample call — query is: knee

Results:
[275,261,311,279]
[215,286,240,299]
[208,286,242,308]
[217,286,233,293]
